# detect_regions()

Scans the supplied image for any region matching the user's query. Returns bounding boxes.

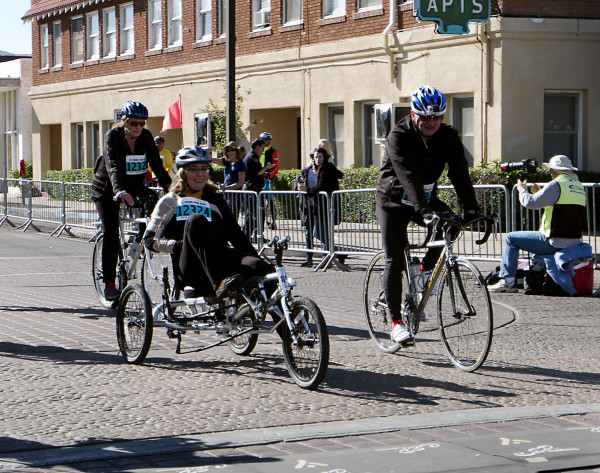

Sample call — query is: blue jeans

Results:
[500,231,557,278]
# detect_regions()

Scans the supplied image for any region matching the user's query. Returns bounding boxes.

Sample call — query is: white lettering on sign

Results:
[426,0,485,14]
[514,445,580,457]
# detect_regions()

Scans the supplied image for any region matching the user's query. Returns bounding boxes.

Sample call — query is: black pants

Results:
[376,195,451,322]
[179,213,273,296]
[95,195,121,285]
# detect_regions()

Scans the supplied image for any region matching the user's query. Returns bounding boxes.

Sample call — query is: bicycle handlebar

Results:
[418,212,498,248]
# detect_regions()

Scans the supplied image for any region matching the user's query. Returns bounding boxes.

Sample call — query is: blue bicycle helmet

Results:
[411,86,447,117]
[259,132,272,140]
[121,101,149,119]
[175,146,212,167]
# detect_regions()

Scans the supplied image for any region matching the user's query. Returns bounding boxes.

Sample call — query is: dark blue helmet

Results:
[176,146,212,167]
[259,132,272,140]
[411,86,447,117]
[121,101,149,119]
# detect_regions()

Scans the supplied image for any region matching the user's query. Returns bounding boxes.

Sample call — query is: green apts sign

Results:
[416,0,490,35]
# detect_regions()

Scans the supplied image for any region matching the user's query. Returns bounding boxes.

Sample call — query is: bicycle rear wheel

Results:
[116,284,153,364]
[282,296,329,390]
[363,251,401,353]
[92,234,124,309]
[437,258,493,372]
[227,303,259,356]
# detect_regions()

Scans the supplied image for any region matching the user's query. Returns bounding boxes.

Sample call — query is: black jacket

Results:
[92,126,171,201]
[295,161,343,225]
[243,150,265,192]
[377,116,479,213]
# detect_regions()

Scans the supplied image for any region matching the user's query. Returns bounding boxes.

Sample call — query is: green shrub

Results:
[43,168,95,201]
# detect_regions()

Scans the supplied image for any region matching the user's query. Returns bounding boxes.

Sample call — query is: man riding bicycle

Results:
[376,85,480,344]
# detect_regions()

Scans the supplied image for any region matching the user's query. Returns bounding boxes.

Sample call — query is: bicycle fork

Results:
[445,258,476,319]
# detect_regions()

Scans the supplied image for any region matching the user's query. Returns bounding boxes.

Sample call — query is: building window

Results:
[71,17,84,63]
[148,0,162,50]
[218,0,225,37]
[52,21,62,67]
[86,12,100,61]
[167,0,183,47]
[544,92,581,166]
[323,0,345,17]
[120,3,135,55]
[452,96,475,166]
[103,8,116,57]
[357,0,381,10]
[327,106,344,164]
[252,0,271,29]
[362,103,383,168]
[40,24,49,69]
[196,0,212,41]
[75,124,84,169]
[92,123,101,162]
[283,0,301,24]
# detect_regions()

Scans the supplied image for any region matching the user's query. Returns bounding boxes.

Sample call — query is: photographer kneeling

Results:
[489,155,587,294]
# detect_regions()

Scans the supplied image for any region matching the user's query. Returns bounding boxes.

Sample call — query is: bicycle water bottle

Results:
[409,258,424,293]
[128,240,140,259]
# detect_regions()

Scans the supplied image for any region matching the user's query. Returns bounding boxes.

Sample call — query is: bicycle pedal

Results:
[401,338,415,348]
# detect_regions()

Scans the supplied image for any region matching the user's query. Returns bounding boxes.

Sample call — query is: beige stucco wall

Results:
[28,16,600,179]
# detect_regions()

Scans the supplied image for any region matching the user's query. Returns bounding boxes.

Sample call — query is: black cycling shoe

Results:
[216,274,244,299]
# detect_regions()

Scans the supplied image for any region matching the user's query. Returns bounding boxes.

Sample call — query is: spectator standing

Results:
[295,147,343,267]
[242,138,272,239]
[318,139,336,166]
[259,131,279,229]
[211,141,246,219]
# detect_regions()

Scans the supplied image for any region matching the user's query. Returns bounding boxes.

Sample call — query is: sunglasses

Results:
[419,115,443,122]
[187,166,211,173]
[127,119,146,127]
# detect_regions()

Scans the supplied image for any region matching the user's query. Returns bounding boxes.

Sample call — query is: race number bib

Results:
[125,155,148,175]
[401,183,435,206]
[176,197,212,222]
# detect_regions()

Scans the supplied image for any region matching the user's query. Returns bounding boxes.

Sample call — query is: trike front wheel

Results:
[281,296,329,390]
[116,284,153,364]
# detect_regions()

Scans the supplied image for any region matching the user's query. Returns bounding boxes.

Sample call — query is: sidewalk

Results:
[1,227,599,472]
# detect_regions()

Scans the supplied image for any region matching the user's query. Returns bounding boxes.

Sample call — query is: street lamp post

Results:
[226,0,236,143]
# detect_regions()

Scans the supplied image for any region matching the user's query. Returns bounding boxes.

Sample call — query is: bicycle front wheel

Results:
[141,251,172,306]
[92,234,123,309]
[282,296,329,390]
[363,251,401,353]
[437,258,493,372]
[116,284,153,364]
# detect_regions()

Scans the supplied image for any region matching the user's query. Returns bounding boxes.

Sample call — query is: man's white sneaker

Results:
[391,322,414,343]
[488,279,518,293]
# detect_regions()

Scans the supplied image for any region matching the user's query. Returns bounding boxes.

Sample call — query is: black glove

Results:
[173,240,183,254]
[420,208,437,224]
[143,230,158,253]
[462,209,483,225]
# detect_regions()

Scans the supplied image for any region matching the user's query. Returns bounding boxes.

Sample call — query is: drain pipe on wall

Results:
[477,21,490,165]
[382,0,396,83]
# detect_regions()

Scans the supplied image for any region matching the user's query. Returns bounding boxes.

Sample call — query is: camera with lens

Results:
[500,158,539,178]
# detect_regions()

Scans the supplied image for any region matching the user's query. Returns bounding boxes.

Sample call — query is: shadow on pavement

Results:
[0,305,113,319]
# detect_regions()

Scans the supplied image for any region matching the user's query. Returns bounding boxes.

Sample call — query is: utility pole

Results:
[226,0,236,143]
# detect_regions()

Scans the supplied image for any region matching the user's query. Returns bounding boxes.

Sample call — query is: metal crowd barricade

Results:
[511,182,600,265]
[221,189,260,246]
[1,178,34,230]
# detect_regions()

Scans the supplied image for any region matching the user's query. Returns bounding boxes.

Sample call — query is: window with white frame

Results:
[283,0,301,24]
[103,8,116,57]
[357,0,381,10]
[86,12,100,61]
[71,17,84,63]
[119,3,134,55]
[196,0,211,42]
[52,21,62,67]
[327,105,345,164]
[148,0,162,50]
[91,122,101,162]
[167,0,183,47]
[252,0,271,29]
[218,0,225,37]
[75,124,84,169]
[544,92,581,166]
[452,96,475,166]
[323,0,345,17]
[362,103,383,168]
[40,24,49,68]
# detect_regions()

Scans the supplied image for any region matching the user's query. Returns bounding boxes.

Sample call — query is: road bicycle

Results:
[364,212,498,372]
[91,195,162,309]
[116,236,330,390]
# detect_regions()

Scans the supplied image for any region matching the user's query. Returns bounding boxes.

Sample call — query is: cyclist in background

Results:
[376,85,480,344]
[92,101,171,301]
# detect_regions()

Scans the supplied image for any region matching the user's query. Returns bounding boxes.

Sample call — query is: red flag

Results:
[161,96,182,132]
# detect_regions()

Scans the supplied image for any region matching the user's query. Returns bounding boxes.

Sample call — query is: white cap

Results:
[543,155,578,172]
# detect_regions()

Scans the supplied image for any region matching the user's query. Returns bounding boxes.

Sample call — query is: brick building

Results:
[23,0,600,179]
